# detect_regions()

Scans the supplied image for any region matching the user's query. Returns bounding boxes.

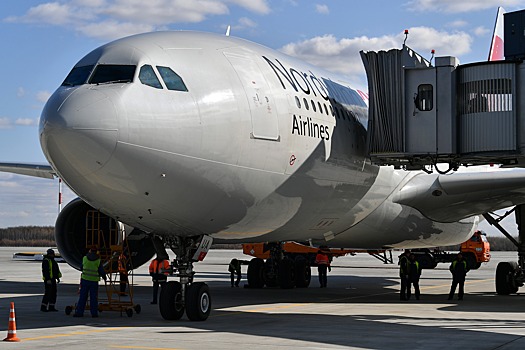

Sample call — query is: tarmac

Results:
[1,247,525,349]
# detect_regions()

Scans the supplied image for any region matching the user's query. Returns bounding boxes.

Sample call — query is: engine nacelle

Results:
[55,198,156,270]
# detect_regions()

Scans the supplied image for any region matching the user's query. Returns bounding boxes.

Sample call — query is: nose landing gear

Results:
[158,235,213,321]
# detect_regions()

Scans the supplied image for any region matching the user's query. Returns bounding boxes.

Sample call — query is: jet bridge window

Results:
[89,65,136,84]
[62,65,94,86]
[156,66,188,91]
[415,84,433,111]
[139,65,163,89]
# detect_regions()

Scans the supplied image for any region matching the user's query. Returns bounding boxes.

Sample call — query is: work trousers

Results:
[400,275,410,300]
[407,280,420,300]
[448,278,465,299]
[75,279,99,316]
[42,280,57,307]
[318,265,328,287]
[230,271,241,287]
[152,279,166,303]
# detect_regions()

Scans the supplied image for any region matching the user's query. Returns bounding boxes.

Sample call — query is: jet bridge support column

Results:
[484,206,525,294]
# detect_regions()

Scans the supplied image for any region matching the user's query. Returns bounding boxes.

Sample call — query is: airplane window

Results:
[329,105,334,116]
[62,65,94,86]
[89,65,135,84]
[139,65,163,89]
[295,96,301,108]
[324,104,329,115]
[157,66,188,91]
[303,98,309,110]
[311,100,316,112]
[317,102,322,114]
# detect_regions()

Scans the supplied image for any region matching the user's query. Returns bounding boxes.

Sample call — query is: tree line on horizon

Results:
[0,226,520,251]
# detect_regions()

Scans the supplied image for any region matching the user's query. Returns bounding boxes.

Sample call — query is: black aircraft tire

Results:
[294,257,311,288]
[185,282,211,321]
[159,281,185,320]
[496,261,519,295]
[248,258,265,288]
[279,258,296,289]
[263,258,279,287]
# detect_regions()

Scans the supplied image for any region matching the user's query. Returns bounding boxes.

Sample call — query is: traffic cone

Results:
[3,302,20,342]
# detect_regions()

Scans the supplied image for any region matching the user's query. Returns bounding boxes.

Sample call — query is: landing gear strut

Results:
[483,206,525,295]
[158,235,213,321]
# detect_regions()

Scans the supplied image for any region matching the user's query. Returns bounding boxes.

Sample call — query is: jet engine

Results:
[55,197,156,270]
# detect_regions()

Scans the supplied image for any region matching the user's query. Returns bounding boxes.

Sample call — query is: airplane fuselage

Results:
[39,31,476,250]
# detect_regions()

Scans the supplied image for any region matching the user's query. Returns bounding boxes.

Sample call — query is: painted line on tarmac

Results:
[21,327,130,341]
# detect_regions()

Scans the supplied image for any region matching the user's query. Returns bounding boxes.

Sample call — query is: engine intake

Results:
[55,198,155,270]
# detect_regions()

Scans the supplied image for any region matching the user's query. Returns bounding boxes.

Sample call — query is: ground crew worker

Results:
[118,251,130,296]
[398,249,410,300]
[315,249,331,288]
[407,253,421,300]
[41,248,62,312]
[149,255,170,304]
[228,258,248,287]
[448,252,469,300]
[73,247,106,317]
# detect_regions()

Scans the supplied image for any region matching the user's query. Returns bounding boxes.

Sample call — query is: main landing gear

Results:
[247,242,312,289]
[483,205,525,295]
[158,235,213,321]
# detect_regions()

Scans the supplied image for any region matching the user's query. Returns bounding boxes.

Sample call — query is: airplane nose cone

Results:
[40,87,118,178]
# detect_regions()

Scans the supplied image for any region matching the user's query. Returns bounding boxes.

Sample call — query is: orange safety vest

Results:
[149,259,170,275]
[315,253,330,266]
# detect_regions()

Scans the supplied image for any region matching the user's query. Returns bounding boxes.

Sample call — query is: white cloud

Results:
[5,0,271,40]
[17,87,25,98]
[406,0,525,13]
[231,17,257,32]
[15,118,38,126]
[36,91,52,103]
[0,118,11,129]
[78,20,154,41]
[474,26,490,37]
[227,0,270,14]
[280,27,472,86]
[448,20,467,28]
[315,4,329,15]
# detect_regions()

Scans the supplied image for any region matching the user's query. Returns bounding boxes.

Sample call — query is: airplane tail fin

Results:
[488,7,505,61]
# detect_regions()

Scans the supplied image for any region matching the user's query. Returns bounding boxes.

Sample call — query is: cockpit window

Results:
[88,65,136,85]
[139,65,163,89]
[62,65,94,86]
[156,66,188,91]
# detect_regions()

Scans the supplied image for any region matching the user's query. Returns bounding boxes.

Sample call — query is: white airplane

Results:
[2,10,525,321]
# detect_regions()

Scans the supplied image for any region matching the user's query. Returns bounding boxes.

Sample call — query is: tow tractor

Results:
[242,230,490,289]
[242,242,393,289]
[411,230,491,269]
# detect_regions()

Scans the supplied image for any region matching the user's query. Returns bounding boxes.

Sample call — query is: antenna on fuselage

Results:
[225,25,231,36]
[403,29,409,46]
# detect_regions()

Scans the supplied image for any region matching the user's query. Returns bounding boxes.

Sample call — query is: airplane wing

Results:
[0,162,56,179]
[392,168,525,222]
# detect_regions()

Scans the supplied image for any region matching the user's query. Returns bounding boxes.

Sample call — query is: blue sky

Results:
[0,0,523,233]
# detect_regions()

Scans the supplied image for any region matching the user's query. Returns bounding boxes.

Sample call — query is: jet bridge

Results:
[360,45,523,172]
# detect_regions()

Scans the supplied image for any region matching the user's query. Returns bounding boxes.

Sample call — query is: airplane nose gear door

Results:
[224,50,280,141]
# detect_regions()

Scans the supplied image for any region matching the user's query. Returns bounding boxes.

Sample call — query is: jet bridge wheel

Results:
[185,282,211,321]
[160,281,185,320]
[496,261,519,295]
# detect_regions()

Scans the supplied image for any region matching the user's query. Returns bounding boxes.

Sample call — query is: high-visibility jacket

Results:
[315,253,330,266]
[42,257,62,281]
[149,259,170,275]
[82,256,102,281]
